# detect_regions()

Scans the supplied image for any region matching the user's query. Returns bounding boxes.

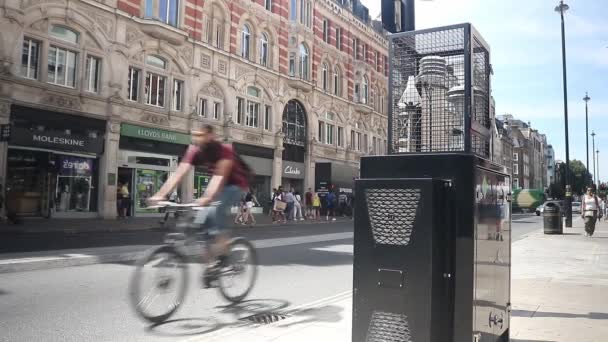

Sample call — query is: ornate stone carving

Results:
[235,65,252,80]
[21,0,64,9]
[30,19,49,33]
[109,122,121,134]
[244,132,263,143]
[201,81,224,99]
[43,94,81,110]
[218,60,227,75]
[201,54,211,68]
[126,26,145,45]
[181,47,193,65]
[141,113,169,126]
[86,11,113,38]
[0,101,11,117]
[131,51,144,64]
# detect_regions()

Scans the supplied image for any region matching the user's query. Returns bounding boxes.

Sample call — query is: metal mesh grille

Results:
[365,188,421,246]
[366,311,412,342]
[390,27,465,154]
[389,25,491,159]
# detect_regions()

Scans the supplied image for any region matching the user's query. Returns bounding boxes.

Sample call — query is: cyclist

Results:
[148,124,251,287]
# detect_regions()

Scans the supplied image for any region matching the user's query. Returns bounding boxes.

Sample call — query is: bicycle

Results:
[129,201,258,324]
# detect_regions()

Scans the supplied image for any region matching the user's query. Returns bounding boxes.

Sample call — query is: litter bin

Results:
[543,202,562,234]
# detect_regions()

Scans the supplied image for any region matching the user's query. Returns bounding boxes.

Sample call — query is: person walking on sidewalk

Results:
[304,188,313,219]
[312,192,321,220]
[272,188,286,223]
[600,196,606,222]
[293,191,304,221]
[325,191,337,221]
[582,186,602,237]
[284,189,296,221]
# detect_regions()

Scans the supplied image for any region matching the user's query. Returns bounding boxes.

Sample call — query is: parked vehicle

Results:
[572,201,582,214]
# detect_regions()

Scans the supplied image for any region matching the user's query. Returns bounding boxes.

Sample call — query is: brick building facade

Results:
[0,0,388,219]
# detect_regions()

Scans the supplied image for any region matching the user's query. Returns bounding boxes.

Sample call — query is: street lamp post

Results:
[555,0,572,227]
[584,92,591,181]
[592,131,596,186]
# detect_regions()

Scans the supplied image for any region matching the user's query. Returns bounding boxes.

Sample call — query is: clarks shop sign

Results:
[10,127,104,154]
[282,162,305,179]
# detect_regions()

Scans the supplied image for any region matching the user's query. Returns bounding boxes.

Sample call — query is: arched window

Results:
[241,25,251,60]
[260,33,269,67]
[322,63,328,92]
[333,67,340,96]
[146,55,166,69]
[49,25,79,44]
[299,43,309,80]
[362,76,369,104]
[282,100,307,147]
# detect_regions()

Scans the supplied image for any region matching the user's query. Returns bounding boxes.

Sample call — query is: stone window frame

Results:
[20,23,106,95]
[203,2,230,51]
[127,52,187,111]
[235,85,272,131]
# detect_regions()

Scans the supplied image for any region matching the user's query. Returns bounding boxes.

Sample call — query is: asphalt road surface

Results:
[0,215,543,342]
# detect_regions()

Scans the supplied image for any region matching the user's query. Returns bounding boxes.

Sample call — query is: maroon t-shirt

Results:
[305,192,313,205]
[182,144,249,189]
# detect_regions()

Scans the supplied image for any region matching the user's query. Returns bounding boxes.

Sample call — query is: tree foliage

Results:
[549,160,592,199]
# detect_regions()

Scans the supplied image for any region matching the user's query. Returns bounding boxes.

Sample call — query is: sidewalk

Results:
[185,219,608,342]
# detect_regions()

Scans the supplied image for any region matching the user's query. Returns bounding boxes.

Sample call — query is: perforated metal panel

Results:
[366,311,412,342]
[365,188,421,246]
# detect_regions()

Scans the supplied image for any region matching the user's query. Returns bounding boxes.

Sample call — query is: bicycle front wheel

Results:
[129,245,189,323]
[218,238,258,303]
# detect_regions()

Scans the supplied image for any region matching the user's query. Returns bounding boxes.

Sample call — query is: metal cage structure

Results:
[388,24,492,159]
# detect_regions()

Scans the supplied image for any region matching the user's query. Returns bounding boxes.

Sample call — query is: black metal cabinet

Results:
[353,154,511,342]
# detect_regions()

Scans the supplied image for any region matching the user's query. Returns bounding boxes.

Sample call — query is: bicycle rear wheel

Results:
[217,238,258,303]
[129,245,189,323]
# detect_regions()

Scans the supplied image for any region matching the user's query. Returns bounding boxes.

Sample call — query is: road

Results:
[0,215,542,342]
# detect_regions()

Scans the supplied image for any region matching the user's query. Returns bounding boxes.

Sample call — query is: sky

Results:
[361,0,608,181]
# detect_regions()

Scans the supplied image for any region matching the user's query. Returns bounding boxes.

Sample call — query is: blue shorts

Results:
[194,185,243,235]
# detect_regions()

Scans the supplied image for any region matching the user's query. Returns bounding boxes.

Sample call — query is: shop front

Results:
[118,123,190,217]
[282,160,306,193]
[233,143,274,209]
[6,106,105,218]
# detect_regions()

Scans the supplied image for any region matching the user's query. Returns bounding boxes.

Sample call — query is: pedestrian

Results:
[294,191,304,221]
[325,191,337,221]
[305,188,313,219]
[582,186,602,237]
[243,189,259,226]
[273,187,286,223]
[284,188,296,221]
[118,182,130,218]
[599,197,606,222]
[312,192,321,220]
[269,188,277,217]
[338,191,348,217]
[234,194,247,224]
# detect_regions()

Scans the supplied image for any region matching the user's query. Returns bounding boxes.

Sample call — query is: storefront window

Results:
[55,156,94,212]
[134,169,168,213]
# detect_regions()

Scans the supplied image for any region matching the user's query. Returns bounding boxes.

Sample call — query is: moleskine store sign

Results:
[9,127,104,154]
[120,123,191,145]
